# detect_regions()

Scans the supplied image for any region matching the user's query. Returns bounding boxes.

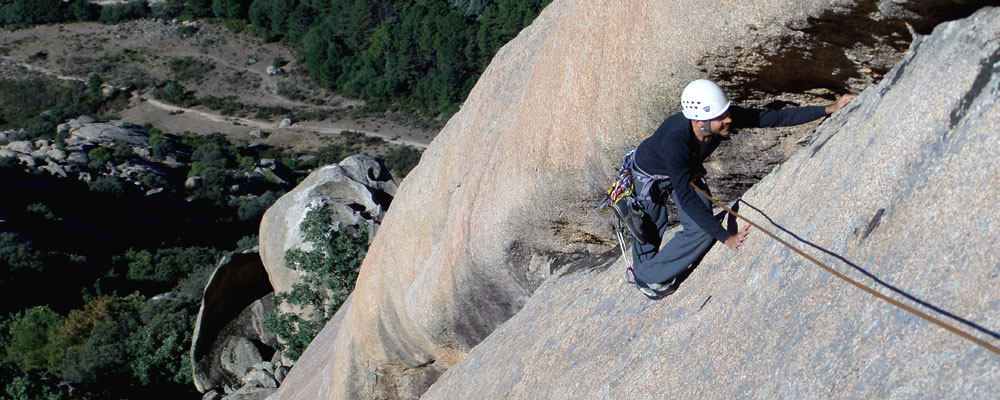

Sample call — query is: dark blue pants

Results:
[631,179,727,285]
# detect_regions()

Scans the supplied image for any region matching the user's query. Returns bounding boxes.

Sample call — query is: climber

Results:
[627,79,855,299]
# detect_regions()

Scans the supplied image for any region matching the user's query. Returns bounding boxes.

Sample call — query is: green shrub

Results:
[264,205,368,360]
[88,175,126,197]
[383,145,423,179]
[176,25,199,37]
[2,368,64,400]
[149,132,172,160]
[0,232,44,272]
[25,203,57,220]
[235,235,259,252]
[87,147,111,168]
[2,306,65,373]
[124,246,221,283]
[154,81,192,106]
[167,57,215,83]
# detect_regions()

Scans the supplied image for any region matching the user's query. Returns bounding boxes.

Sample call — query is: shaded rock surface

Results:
[271,1,1000,399]
[191,251,276,393]
[424,8,1000,398]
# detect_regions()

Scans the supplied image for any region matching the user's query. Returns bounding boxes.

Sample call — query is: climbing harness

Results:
[599,149,647,245]
[600,148,677,299]
[600,149,642,286]
[691,182,1000,356]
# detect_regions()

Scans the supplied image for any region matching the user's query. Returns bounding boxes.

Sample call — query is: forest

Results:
[1,0,552,120]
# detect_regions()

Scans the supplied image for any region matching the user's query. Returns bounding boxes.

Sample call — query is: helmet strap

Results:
[699,121,712,134]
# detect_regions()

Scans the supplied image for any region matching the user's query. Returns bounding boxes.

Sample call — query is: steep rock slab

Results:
[424,8,1000,398]
[273,0,994,398]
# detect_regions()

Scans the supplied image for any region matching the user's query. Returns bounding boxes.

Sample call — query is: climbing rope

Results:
[691,182,1000,356]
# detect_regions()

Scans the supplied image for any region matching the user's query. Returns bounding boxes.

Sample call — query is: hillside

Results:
[0,20,436,150]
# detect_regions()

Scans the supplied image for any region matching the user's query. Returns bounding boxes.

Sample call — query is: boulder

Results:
[45,149,67,161]
[5,140,33,154]
[259,155,396,303]
[34,139,50,152]
[67,152,89,164]
[220,337,262,377]
[191,252,275,393]
[225,386,275,400]
[423,7,1000,398]
[133,147,151,159]
[202,390,221,400]
[15,154,36,168]
[273,366,289,384]
[242,364,278,388]
[63,119,150,147]
[271,1,1000,399]
[39,163,67,178]
[186,176,202,189]
[278,119,292,128]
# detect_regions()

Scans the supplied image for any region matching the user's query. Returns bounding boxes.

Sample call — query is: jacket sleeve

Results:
[731,105,827,128]
[662,141,730,243]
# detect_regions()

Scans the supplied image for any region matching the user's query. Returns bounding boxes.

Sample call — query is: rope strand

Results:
[691,183,1000,356]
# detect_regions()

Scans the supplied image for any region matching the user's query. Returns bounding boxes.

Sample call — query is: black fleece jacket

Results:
[633,105,827,242]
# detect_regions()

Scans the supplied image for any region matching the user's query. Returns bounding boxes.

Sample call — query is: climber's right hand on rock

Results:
[725,224,751,251]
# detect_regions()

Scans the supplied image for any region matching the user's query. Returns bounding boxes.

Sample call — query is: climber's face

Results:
[709,110,732,136]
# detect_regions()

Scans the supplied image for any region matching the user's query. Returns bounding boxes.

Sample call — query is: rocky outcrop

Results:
[422,8,1000,397]
[258,155,396,303]
[191,251,277,393]
[61,119,151,147]
[271,1,999,399]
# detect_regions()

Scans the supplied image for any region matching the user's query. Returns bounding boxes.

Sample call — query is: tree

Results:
[265,205,368,360]
[0,0,64,27]
[183,0,213,18]
[2,306,65,372]
[87,74,104,105]
[127,298,195,386]
[68,0,97,21]
[211,0,242,19]
[61,293,144,384]
[0,233,44,273]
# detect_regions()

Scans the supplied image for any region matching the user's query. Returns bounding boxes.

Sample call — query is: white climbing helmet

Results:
[680,79,731,120]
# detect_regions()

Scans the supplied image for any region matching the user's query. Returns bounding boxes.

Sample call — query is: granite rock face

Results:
[258,154,396,305]
[424,8,1000,398]
[271,1,999,399]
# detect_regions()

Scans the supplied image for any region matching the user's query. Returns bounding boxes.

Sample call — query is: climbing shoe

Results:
[634,278,677,300]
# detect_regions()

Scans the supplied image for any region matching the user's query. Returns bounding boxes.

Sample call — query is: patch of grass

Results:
[100,48,146,64]
[166,56,214,83]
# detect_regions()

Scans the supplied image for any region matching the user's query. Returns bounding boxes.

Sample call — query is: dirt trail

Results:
[1,21,436,151]
[141,97,429,149]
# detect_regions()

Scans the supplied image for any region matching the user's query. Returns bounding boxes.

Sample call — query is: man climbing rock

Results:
[628,79,855,299]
